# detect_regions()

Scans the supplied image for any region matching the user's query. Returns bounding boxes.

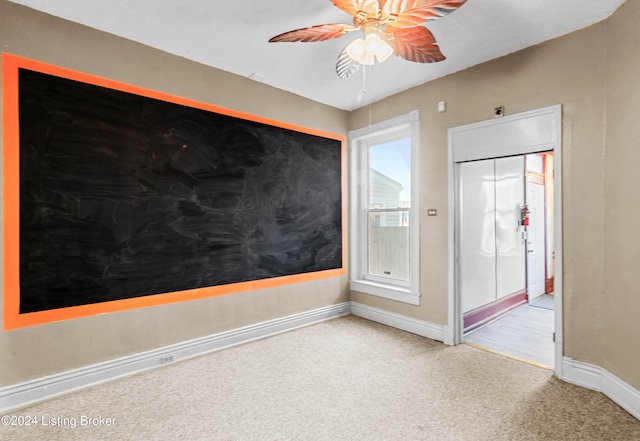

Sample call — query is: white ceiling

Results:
[8,0,626,111]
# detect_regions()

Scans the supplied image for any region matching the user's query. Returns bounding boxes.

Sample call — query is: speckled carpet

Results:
[2,315,639,440]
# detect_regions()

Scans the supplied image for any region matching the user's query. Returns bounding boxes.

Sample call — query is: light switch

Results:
[427,209,438,216]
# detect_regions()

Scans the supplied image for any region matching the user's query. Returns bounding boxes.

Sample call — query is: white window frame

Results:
[349,110,420,305]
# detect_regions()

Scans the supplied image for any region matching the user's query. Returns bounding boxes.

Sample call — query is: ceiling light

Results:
[345,33,393,65]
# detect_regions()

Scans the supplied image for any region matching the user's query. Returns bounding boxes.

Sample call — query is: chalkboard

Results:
[17,68,343,314]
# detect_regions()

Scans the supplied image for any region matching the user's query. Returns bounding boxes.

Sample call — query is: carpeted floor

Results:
[2,315,639,440]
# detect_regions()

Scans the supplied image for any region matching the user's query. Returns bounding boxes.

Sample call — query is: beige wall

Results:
[0,1,349,386]
[350,1,639,389]
[602,0,640,389]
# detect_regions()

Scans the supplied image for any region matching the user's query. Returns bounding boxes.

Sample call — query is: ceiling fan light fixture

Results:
[346,33,393,65]
[345,37,373,65]
[367,33,394,63]
[268,0,467,79]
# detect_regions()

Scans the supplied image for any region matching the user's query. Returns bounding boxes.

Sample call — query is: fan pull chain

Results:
[363,66,372,127]
[361,64,368,95]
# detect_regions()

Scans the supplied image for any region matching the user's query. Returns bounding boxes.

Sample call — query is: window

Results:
[350,111,420,304]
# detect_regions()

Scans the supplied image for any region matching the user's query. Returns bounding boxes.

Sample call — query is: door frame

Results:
[445,104,563,376]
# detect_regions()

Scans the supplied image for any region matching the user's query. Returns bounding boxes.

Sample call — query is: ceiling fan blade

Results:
[331,0,381,19]
[269,24,355,43]
[387,26,446,63]
[382,0,467,29]
[336,46,361,79]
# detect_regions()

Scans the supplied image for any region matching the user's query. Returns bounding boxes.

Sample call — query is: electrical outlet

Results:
[160,355,175,365]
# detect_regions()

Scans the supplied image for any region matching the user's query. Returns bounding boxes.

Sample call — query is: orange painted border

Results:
[2,53,346,331]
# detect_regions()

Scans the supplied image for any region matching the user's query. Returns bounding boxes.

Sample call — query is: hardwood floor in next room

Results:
[464,295,555,369]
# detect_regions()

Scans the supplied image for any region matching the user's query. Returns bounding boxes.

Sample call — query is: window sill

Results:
[349,279,420,305]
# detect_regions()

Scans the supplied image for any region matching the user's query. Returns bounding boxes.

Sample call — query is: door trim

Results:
[446,104,563,376]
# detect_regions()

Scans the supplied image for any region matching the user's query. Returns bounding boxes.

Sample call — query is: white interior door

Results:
[459,160,496,313]
[495,156,526,299]
[526,180,546,300]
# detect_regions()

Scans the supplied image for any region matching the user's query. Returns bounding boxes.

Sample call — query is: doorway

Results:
[461,152,555,368]
[446,105,563,375]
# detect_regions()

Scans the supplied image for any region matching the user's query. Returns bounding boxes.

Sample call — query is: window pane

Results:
[368,211,409,281]
[369,138,411,209]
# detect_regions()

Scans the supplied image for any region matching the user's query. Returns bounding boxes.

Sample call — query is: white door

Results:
[495,156,526,299]
[526,180,546,300]
[459,159,496,314]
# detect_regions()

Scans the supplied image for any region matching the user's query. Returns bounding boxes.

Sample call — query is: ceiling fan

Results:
[269,0,468,79]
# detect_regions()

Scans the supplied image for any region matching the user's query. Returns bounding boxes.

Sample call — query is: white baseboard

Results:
[0,302,351,414]
[562,357,640,420]
[561,357,603,390]
[350,301,445,342]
